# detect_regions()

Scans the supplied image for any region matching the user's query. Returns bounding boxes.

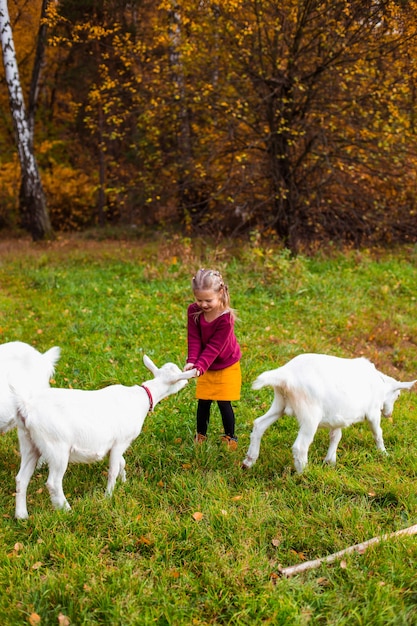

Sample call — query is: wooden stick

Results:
[279,524,417,578]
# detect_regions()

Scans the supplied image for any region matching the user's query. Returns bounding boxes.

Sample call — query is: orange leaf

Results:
[192,512,203,521]
[231,495,243,501]
[29,614,41,625]
[137,535,152,545]
[290,549,306,560]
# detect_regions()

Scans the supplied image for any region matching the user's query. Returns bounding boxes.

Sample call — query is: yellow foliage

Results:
[42,165,97,230]
[0,159,20,227]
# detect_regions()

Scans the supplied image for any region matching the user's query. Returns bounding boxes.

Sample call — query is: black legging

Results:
[196,399,235,438]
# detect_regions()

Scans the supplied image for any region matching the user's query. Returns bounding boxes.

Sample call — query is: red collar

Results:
[141,385,153,411]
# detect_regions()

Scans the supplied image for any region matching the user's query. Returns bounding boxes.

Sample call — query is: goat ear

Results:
[143,354,158,375]
[399,380,417,390]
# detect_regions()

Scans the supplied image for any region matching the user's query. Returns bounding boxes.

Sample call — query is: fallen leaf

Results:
[29,613,41,625]
[221,509,228,516]
[157,480,164,488]
[368,491,376,497]
[137,536,152,545]
[271,538,281,547]
[192,512,204,521]
[182,463,192,470]
[58,614,70,626]
[290,549,306,560]
[340,560,347,569]
[231,495,243,501]
[32,561,43,570]
[14,542,23,552]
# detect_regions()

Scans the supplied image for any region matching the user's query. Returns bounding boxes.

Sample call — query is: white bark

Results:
[0,0,52,239]
[0,0,37,178]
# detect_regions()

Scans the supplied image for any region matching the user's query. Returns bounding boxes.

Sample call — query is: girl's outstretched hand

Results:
[183,363,200,378]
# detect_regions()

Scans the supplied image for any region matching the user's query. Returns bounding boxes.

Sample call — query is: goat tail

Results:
[9,384,30,426]
[252,369,282,390]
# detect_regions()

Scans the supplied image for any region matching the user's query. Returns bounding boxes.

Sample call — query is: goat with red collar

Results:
[13,355,196,519]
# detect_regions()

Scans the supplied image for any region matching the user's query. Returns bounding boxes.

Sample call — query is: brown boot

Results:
[194,433,207,444]
[221,435,238,450]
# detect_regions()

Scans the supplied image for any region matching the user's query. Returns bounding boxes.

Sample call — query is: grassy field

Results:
[0,233,416,625]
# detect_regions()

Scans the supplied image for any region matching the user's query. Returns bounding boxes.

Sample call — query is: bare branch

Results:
[279,525,417,577]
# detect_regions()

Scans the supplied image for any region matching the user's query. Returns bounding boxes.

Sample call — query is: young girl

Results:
[183,268,242,449]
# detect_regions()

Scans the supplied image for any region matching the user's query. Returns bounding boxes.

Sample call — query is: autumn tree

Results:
[208,0,417,250]
[33,0,165,228]
[0,0,53,240]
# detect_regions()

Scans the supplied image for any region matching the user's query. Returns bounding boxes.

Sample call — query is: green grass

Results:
[0,234,416,625]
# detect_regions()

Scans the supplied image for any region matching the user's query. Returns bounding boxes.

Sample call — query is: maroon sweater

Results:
[186,303,241,375]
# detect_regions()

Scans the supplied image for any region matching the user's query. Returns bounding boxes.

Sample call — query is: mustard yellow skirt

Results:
[196,362,241,401]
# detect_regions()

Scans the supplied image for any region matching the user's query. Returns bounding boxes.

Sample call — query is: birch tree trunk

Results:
[0,0,53,240]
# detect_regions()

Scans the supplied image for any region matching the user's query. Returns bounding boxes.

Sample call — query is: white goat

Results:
[242,353,416,474]
[14,355,196,519]
[0,341,60,433]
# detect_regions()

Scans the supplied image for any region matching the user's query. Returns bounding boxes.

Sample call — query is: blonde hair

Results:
[192,268,236,319]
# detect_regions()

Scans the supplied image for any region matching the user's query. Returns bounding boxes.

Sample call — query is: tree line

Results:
[1,0,417,252]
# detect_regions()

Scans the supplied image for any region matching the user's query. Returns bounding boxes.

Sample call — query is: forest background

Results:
[1,0,417,253]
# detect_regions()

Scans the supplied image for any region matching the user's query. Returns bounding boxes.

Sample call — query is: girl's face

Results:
[194,288,224,315]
